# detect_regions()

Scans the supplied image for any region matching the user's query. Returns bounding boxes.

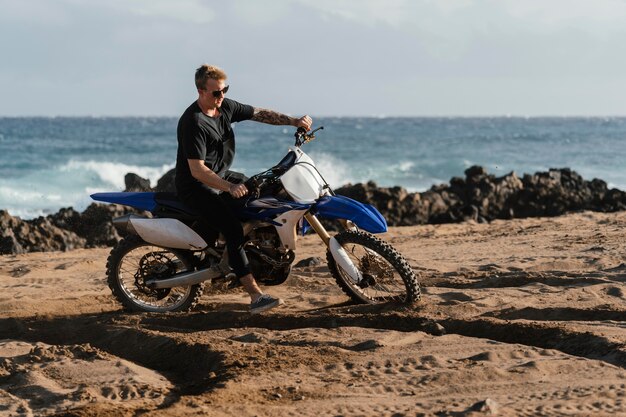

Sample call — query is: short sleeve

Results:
[224,98,254,123]
[181,119,207,160]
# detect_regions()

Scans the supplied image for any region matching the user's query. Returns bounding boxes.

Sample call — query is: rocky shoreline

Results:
[2,166,625,255]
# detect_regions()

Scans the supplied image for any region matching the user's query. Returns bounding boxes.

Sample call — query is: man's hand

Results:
[229,183,248,199]
[294,115,313,131]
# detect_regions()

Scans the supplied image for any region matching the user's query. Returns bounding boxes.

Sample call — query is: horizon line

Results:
[1,114,626,119]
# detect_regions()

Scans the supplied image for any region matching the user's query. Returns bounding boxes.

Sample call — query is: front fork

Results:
[305,213,363,284]
[303,213,331,246]
[303,214,356,246]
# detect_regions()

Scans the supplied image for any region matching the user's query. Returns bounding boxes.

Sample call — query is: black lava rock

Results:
[124,173,152,192]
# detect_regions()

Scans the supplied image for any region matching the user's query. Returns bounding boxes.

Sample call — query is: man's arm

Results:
[188,159,247,198]
[251,107,312,130]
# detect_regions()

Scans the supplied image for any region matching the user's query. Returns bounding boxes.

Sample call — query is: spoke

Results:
[117,245,192,310]
[337,240,407,303]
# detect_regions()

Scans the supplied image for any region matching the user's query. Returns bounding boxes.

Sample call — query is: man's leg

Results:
[179,188,283,311]
[221,173,285,312]
[239,274,263,302]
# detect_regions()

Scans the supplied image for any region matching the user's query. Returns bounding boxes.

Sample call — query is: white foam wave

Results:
[85,186,112,195]
[0,186,47,203]
[307,153,424,190]
[0,160,174,219]
[59,160,174,189]
[395,161,415,173]
[0,183,85,217]
[2,208,49,219]
[308,152,361,187]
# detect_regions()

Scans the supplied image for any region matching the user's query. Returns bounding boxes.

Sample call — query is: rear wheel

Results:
[327,230,420,304]
[106,235,203,312]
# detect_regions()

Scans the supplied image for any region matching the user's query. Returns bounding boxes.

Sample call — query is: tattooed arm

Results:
[251,108,294,125]
[251,107,313,130]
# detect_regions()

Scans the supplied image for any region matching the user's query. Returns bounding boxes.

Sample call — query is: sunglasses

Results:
[210,85,229,98]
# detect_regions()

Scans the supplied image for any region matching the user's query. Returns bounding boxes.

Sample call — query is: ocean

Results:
[1,116,625,219]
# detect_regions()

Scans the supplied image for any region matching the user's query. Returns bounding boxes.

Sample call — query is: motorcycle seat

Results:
[153,192,202,218]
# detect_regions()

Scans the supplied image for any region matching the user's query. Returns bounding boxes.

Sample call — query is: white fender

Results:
[329,236,363,284]
[129,218,207,250]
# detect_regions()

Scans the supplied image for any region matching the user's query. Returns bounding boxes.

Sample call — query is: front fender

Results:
[312,195,387,233]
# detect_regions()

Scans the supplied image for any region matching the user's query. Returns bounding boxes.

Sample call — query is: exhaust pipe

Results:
[145,267,222,289]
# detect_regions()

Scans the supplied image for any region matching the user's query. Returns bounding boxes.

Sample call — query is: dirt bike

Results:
[91,127,420,312]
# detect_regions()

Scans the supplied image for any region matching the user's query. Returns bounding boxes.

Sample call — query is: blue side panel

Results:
[91,192,157,212]
[300,217,311,236]
[313,195,387,233]
[236,199,312,226]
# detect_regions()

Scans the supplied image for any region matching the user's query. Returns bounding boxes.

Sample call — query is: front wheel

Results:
[327,230,420,304]
[106,235,204,312]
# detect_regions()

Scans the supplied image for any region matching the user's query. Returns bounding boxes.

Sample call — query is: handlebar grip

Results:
[294,127,307,139]
[244,177,261,198]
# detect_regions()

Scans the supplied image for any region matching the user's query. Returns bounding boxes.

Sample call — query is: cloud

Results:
[0,0,70,25]
[504,0,626,25]
[62,0,215,24]
[230,0,292,25]
[291,0,626,68]
[1,0,625,116]
[297,0,626,36]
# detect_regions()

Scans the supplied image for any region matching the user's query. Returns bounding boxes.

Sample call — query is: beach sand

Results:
[1,210,626,416]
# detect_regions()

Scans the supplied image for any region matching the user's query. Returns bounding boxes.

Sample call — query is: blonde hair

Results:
[195,64,227,90]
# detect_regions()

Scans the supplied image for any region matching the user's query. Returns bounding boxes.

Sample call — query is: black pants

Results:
[178,171,250,278]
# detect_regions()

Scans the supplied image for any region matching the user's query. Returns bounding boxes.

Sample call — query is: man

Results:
[175,64,312,314]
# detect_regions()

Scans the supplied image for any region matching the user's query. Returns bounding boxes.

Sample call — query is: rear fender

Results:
[129,217,207,250]
[312,195,387,233]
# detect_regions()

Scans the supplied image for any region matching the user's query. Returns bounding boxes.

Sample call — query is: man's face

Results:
[200,78,227,107]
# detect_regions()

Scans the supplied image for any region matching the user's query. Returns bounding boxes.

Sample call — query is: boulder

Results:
[124,173,152,192]
[155,168,176,193]
[0,210,86,254]
[337,166,626,227]
[48,207,83,232]
[0,228,24,255]
[75,203,131,247]
[294,257,324,268]
[47,203,143,248]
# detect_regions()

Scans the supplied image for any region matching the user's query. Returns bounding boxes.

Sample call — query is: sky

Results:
[1,0,625,117]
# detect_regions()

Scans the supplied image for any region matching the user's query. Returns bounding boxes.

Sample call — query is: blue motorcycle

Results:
[91,127,420,312]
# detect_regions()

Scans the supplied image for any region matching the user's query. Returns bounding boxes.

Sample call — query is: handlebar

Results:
[294,126,323,147]
[244,126,325,198]
[243,176,261,198]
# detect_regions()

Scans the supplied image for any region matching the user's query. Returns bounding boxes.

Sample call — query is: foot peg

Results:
[226,273,241,289]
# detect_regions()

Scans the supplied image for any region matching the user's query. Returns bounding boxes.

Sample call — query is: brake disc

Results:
[134,251,174,300]
[359,253,394,288]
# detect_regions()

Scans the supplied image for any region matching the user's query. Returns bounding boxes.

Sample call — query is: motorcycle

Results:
[91,127,421,313]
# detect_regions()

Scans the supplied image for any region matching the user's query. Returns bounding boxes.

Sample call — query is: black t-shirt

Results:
[175,98,254,195]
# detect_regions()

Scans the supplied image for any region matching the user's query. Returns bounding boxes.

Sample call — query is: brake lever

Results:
[308,126,324,136]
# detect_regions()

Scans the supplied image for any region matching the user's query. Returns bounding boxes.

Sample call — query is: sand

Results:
[1,210,626,416]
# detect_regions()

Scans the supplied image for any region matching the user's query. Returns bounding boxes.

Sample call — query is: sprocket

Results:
[134,251,175,300]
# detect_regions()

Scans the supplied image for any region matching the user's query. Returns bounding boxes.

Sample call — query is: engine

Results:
[244,226,295,285]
